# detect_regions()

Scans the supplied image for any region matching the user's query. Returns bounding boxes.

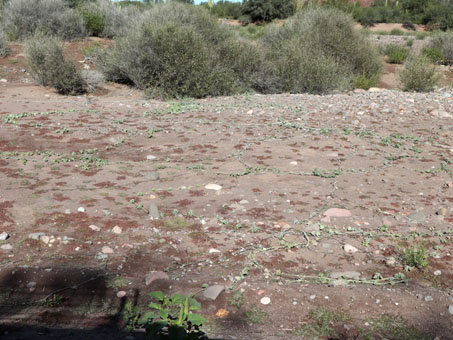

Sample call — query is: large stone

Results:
[145,271,169,286]
[343,244,358,254]
[323,208,352,218]
[0,232,9,241]
[205,184,222,191]
[148,204,160,219]
[203,285,225,301]
[28,232,46,240]
[407,211,425,223]
[1,244,12,250]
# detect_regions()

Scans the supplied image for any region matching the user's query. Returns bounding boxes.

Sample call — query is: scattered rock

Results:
[1,244,12,250]
[436,208,447,216]
[112,226,122,234]
[95,252,108,260]
[407,211,425,223]
[330,271,361,280]
[368,87,381,92]
[385,257,396,266]
[239,200,249,204]
[290,161,298,165]
[146,155,157,160]
[343,244,358,254]
[331,279,348,287]
[26,282,36,288]
[89,225,100,232]
[145,271,170,286]
[102,246,114,254]
[434,270,442,276]
[28,232,46,240]
[323,208,352,218]
[65,209,71,214]
[41,236,50,244]
[309,295,316,300]
[78,207,86,213]
[147,171,160,181]
[260,297,271,305]
[209,248,220,254]
[216,309,229,318]
[205,183,222,191]
[117,291,127,298]
[0,232,9,241]
[449,305,453,315]
[203,285,225,301]
[148,203,160,219]
[425,296,433,302]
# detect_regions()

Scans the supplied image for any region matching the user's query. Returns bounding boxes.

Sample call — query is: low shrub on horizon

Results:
[26,32,87,95]
[399,54,439,92]
[384,44,410,64]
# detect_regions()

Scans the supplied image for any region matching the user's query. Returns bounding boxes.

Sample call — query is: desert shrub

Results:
[260,7,382,94]
[390,28,405,36]
[422,47,445,64]
[241,0,295,23]
[426,32,453,64]
[0,39,10,57]
[96,2,261,98]
[384,44,410,64]
[399,54,438,92]
[77,0,136,38]
[200,0,242,19]
[3,0,85,40]
[354,73,379,90]
[26,33,86,95]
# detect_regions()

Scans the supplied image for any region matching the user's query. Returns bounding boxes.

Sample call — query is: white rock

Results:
[112,226,122,234]
[260,297,271,305]
[344,244,358,254]
[117,291,127,298]
[0,79,7,83]
[78,207,85,212]
[41,236,50,244]
[102,246,114,254]
[290,161,298,165]
[1,244,12,250]
[434,270,442,276]
[0,232,9,241]
[89,225,100,232]
[65,209,71,214]
[205,183,222,191]
[146,155,157,160]
[449,305,453,315]
[209,248,221,254]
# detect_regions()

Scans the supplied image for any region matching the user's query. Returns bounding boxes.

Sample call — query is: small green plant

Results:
[41,294,64,307]
[400,244,428,269]
[384,44,410,64]
[399,54,438,92]
[361,314,430,340]
[0,38,11,57]
[354,73,379,90]
[422,47,445,64]
[227,290,244,308]
[296,307,350,339]
[139,291,206,340]
[245,305,268,325]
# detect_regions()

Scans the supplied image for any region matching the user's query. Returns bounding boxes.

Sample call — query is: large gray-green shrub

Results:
[426,32,453,64]
[96,2,261,98]
[259,7,382,94]
[3,0,85,40]
[26,33,86,95]
[399,54,439,92]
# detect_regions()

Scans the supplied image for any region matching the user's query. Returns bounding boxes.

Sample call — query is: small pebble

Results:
[260,297,271,305]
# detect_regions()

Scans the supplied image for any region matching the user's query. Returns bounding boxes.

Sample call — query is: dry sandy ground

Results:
[1,40,453,340]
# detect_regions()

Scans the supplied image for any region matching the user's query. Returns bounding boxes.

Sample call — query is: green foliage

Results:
[199,0,242,19]
[240,0,295,23]
[96,2,261,98]
[384,44,410,64]
[0,37,10,57]
[362,314,431,340]
[3,0,85,40]
[138,291,206,340]
[399,54,438,92]
[427,31,453,64]
[400,244,428,269]
[354,73,379,90]
[422,47,445,64]
[260,7,382,94]
[245,305,268,324]
[296,307,350,339]
[26,32,86,95]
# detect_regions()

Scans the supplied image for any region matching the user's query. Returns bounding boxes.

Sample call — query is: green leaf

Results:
[138,312,157,325]
[145,320,167,338]
[171,293,186,306]
[188,298,201,311]
[149,302,162,310]
[149,291,165,302]
[187,313,205,326]
[159,308,169,321]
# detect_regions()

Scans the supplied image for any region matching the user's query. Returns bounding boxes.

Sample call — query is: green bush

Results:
[0,37,10,57]
[260,7,382,94]
[427,31,453,64]
[26,33,86,95]
[96,2,261,98]
[354,73,379,90]
[422,47,445,64]
[77,0,135,38]
[384,44,410,64]
[399,54,438,92]
[241,0,295,23]
[3,0,85,40]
